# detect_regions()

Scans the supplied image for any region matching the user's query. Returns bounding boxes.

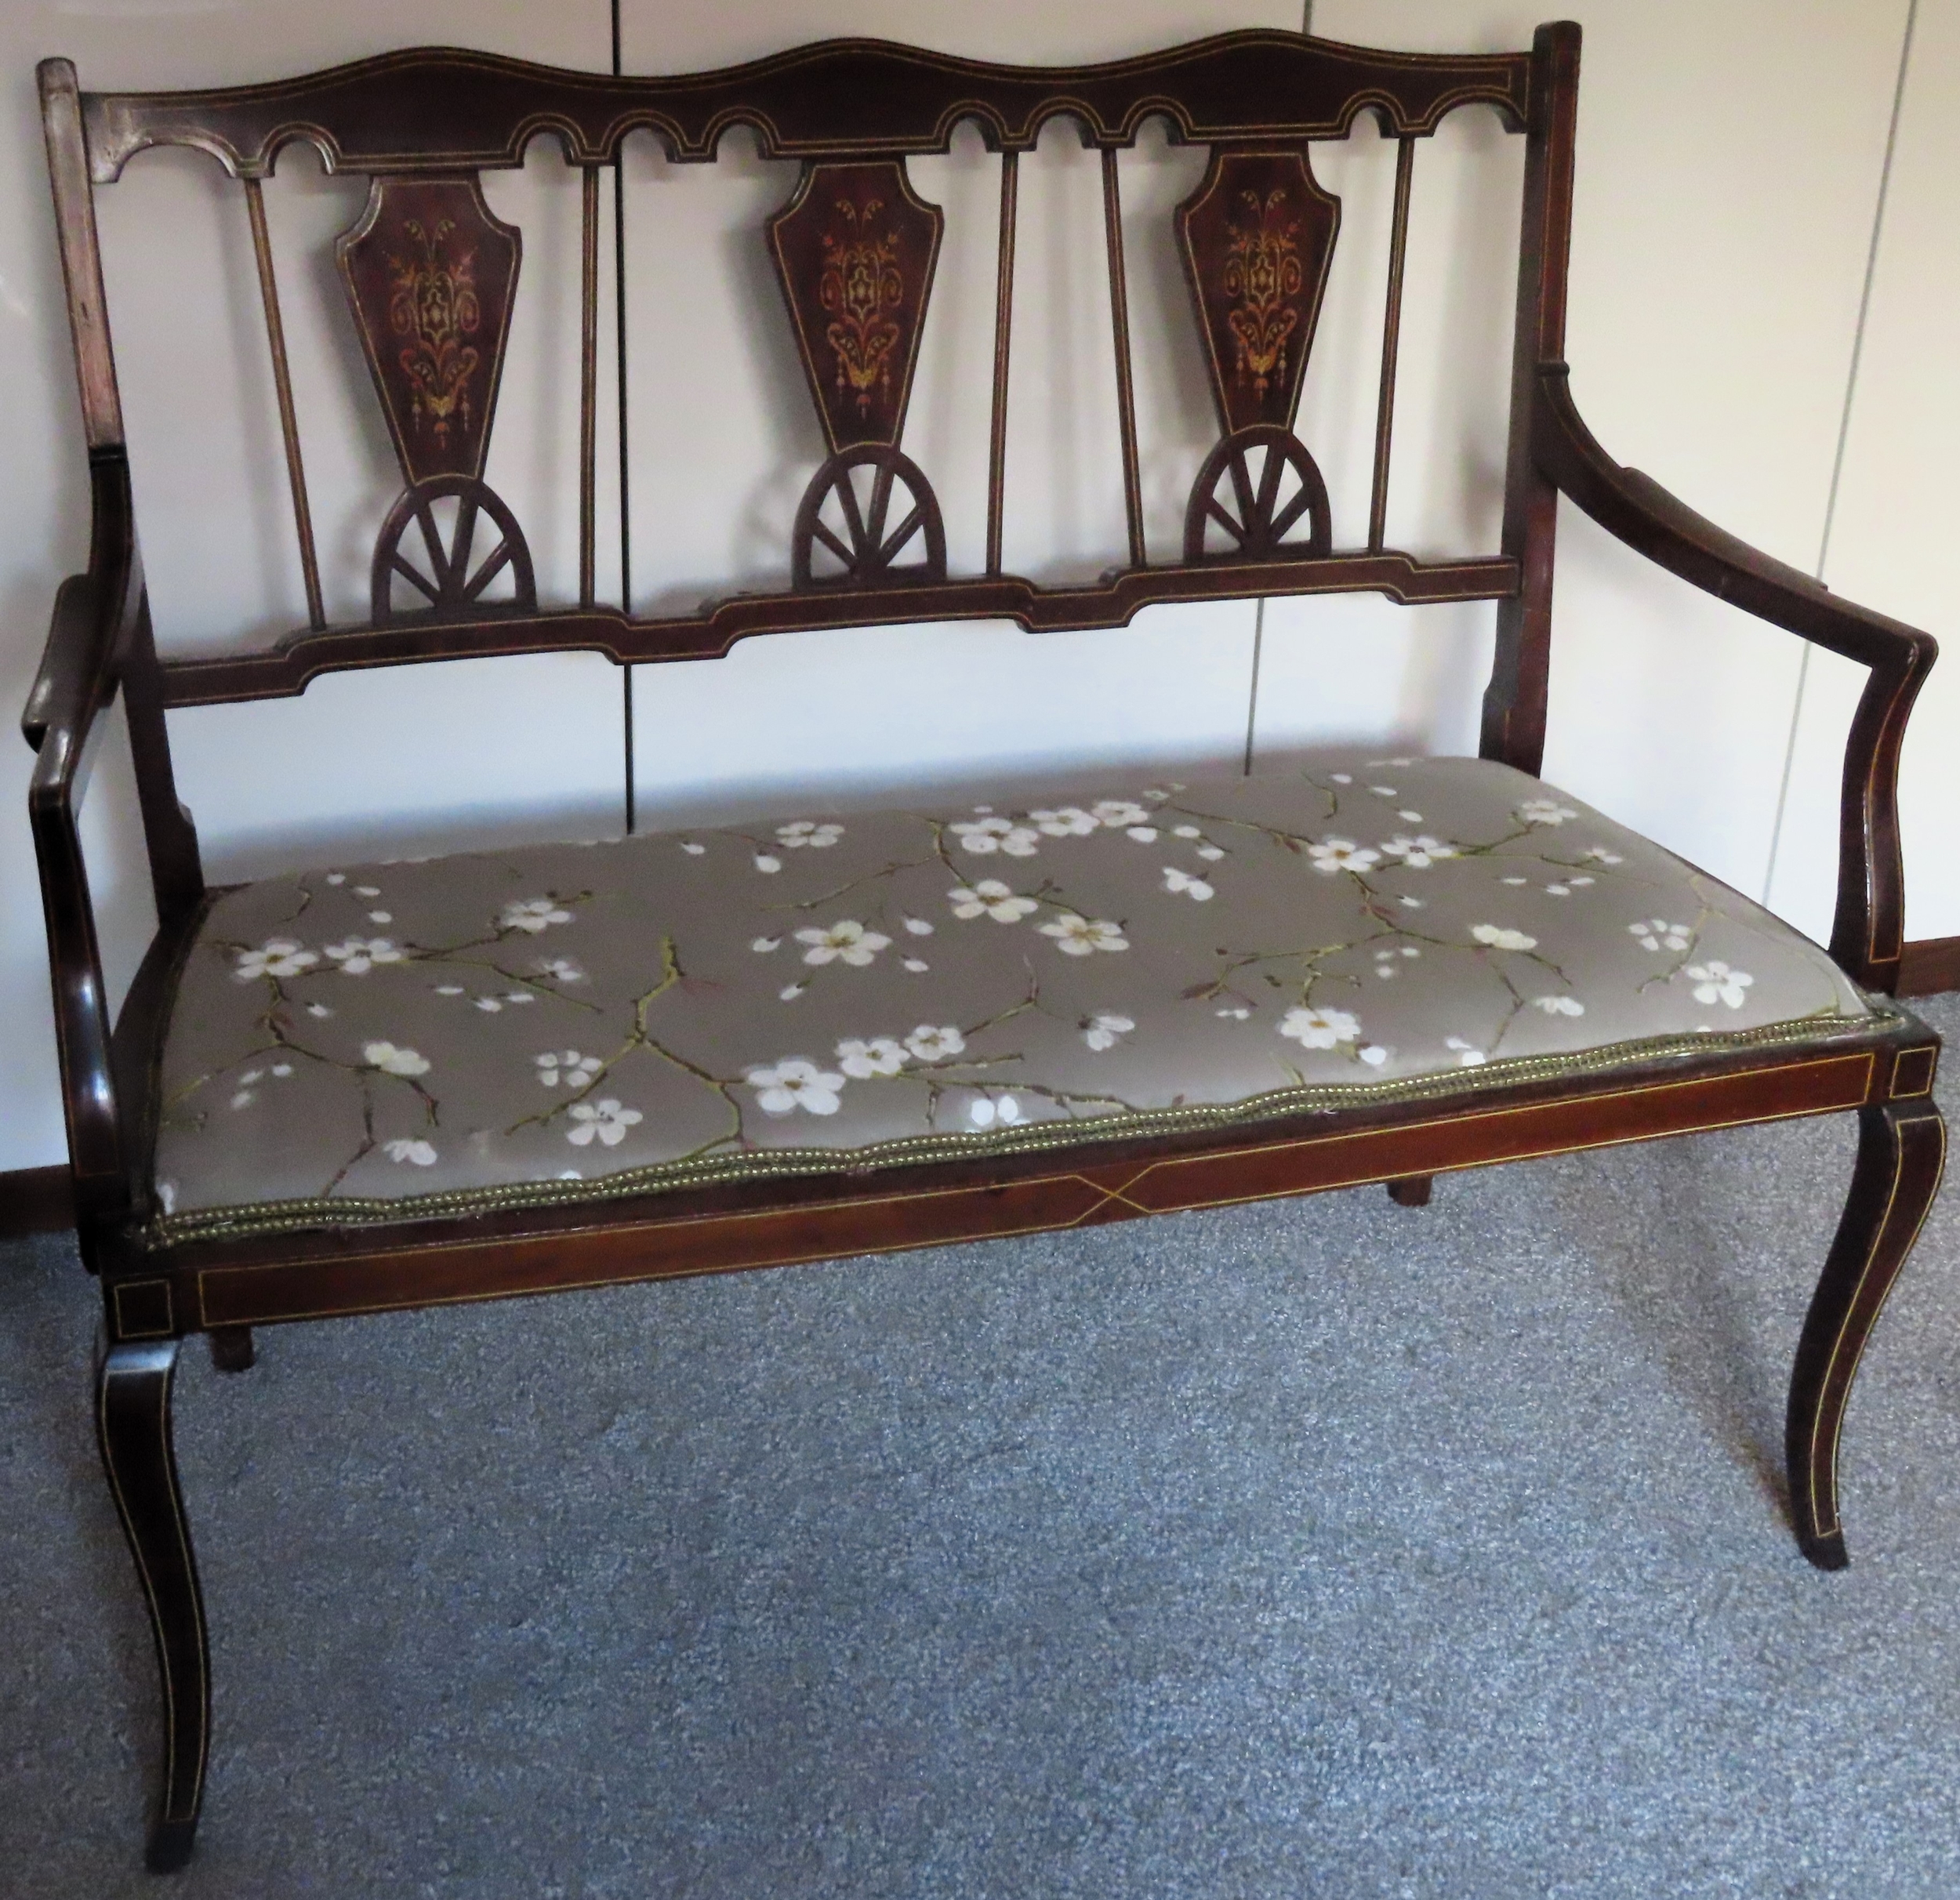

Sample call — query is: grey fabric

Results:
[151,754,1880,1242]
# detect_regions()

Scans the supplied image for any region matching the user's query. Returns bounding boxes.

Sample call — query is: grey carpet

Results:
[6,996,1960,1898]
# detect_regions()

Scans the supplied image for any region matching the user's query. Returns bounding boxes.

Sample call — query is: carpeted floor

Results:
[6,995,1960,1898]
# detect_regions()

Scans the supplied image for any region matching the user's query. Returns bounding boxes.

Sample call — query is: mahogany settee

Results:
[27,21,1944,1870]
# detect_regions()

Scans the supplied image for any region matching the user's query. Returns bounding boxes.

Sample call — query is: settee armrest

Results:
[22,451,146,1240]
[1533,362,1936,994]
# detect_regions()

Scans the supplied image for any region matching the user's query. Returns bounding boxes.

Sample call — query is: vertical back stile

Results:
[579,165,599,609]
[1367,136,1417,554]
[242,177,325,632]
[985,150,1018,578]
[1481,22,1581,776]
[1100,148,1145,569]
[38,60,124,451]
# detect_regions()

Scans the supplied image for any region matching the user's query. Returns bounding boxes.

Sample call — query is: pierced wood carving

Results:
[1184,422,1331,563]
[337,176,533,623]
[768,160,942,453]
[1177,147,1339,437]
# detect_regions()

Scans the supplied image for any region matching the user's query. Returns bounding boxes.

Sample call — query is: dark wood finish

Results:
[1532,364,1933,995]
[1101,150,1145,571]
[985,151,1017,578]
[768,160,941,453]
[1899,935,1960,997]
[337,175,521,487]
[241,178,325,631]
[1368,136,1416,553]
[96,1339,209,1872]
[206,1326,255,1372]
[79,37,1532,182]
[578,165,598,609]
[1787,1097,1946,1568]
[28,20,1955,1868]
[1481,20,1580,780]
[153,549,1521,703]
[1177,146,1339,437]
[0,1165,76,1237]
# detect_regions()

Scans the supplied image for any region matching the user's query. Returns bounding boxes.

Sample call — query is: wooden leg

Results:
[97,1339,210,1872]
[1387,1175,1432,1208]
[1786,1097,1946,1571]
[208,1326,255,1373]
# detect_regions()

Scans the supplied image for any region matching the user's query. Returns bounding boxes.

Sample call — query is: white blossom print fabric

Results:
[147,756,1886,1242]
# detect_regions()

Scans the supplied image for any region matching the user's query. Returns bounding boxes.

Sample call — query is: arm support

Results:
[1534,363,1936,994]
[23,451,145,1242]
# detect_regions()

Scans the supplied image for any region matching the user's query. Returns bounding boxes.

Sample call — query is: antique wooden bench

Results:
[27,21,1945,1870]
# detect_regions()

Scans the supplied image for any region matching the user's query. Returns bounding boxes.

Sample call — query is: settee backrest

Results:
[40,24,1579,765]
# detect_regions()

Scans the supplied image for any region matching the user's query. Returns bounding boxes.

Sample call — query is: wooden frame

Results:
[25,23,1944,1872]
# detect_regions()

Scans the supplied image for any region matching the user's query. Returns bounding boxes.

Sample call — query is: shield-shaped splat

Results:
[336,176,521,485]
[1177,149,1340,437]
[768,161,943,453]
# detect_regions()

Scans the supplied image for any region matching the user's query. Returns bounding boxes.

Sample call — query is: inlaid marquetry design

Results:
[768,161,942,453]
[336,176,520,485]
[1177,148,1339,436]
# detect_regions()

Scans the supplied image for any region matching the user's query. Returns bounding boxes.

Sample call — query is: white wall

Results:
[0,2,1944,1171]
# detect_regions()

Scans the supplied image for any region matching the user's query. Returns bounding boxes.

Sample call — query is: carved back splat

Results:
[769,161,946,588]
[336,176,536,622]
[1177,149,1340,562]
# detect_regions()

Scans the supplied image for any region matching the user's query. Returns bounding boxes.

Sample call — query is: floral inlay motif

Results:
[820,199,904,416]
[1224,189,1305,401]
[388,217,481,447]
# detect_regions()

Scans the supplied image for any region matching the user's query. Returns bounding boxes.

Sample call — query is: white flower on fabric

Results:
[230,1089,256,1110]
[1032,807,1100,836]
[361,1041,430,1077]
[239,1069,263,1086]
[1358,1045,1389,1068]
[1216,1006,1251,1020]
[1533,995,1586,1017]
[1173,825,1202,839]
[1472,924,1538,952]
[970,1093,1024,1128]
[1581,847,1624,865]
[1501,876,1529,887]
[754,854,782,874]
[1196,844,1225,862]
[535,958,586,984]
[368,911,393,925]
[906,1024,966,1061]
[1445,1035,1486,1067]
[1125,826,1160,843]
[535,1050,603,1089]
[502,992,535,1006]
[903,916,935,936]
[325,937,405,975]
[746,1059,846,1116]
[1278,1006,1361,1050]
[1093,800,1152,829]
[305,1002,334,1018]
[1082,1013,1135,1051]
[1630,919,1693,953]
[1519,800,1577,826]
[780,982,807,1001]
[501,897,572,934]
[1308,838,1381,876]
[1570,876,1595,889]
[1380,835,1457,868]
[776,819,844,850]
[385,1138,437,1166]
[1161,866,1214,901]
[1686,961,1754,1008]
[902,958,930,973]
[1399,897,1425,910]
[474,997,504,1012]
[949,879,1037,923]
[234,938,318,982]
[795,919,892,966]
[681,841,706,855]
[1039,915,1129,956]
[1398,810,1424,824]
[568,1097,644,1146]
[1546,883,1571,897]
[952,816,1040,857]
[1370,785,1398,798]
[325,874,346,886]
[751,936,782,953]
[355,885,381,897]
[837,1036,907,1079]
[435,984,466,996]
[1328,773,1353,785]
[271,1063,292,1077]
[157,1180,177,1213]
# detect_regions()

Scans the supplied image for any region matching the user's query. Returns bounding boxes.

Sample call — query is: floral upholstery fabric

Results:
[149,754,1883,1242]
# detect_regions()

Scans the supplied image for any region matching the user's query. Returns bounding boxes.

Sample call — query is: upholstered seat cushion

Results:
[148,753,1883,1242]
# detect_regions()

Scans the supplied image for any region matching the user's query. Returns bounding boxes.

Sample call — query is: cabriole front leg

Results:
[1786,1097,1946,1572]
[97,1338,210,1871]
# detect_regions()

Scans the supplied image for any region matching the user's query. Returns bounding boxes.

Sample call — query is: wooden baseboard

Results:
[0,1166,74,1238]
[1900,937,1960,999]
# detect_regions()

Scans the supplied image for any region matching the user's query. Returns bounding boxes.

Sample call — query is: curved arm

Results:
[22,451,144,1246]
[1534,362,1936,994]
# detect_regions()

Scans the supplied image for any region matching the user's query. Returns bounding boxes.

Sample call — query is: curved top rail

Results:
[77,32,1531,182]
